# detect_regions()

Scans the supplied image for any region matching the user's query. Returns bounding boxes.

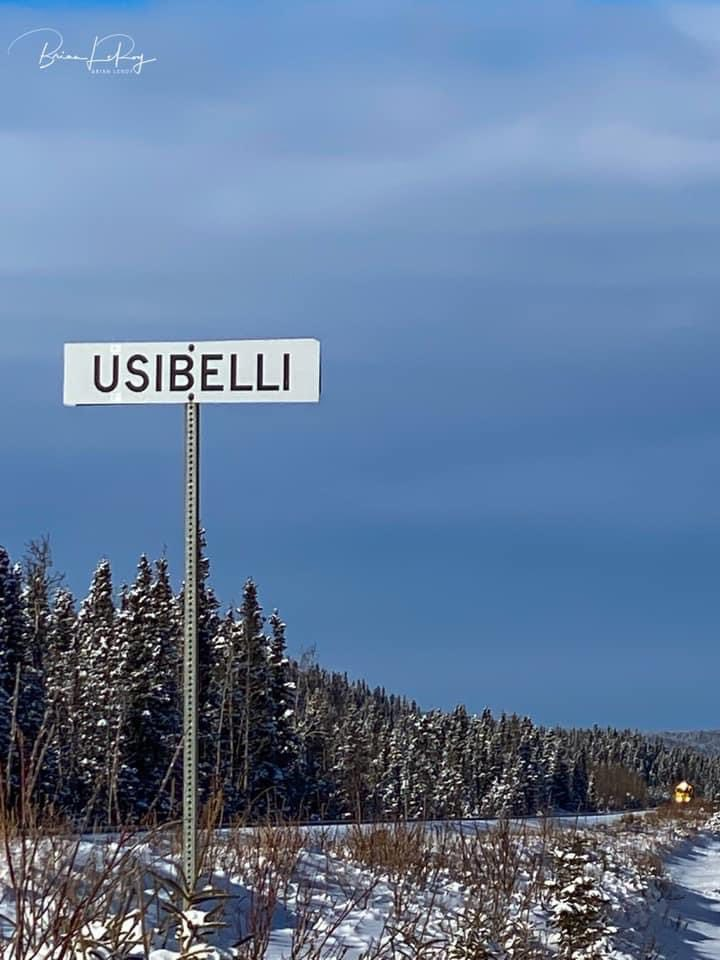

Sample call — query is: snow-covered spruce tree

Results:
[178,531,221,806]
[74,560,121,823]
[10,554,48,808]
[0,547,29,799]
[547,835,615,959]
[376,704,435,819]
[206,608,241,813]
[586,770,599,812]
[366,703,396,820]
[45,588,79,808]
[19,538,59,753]
[512,719,540,816]
[434,705,472,818]
[114,556,150,814]
[379,710,406,819]
[291,654,334,817]
[533,727,553,813]
[569,751,590,813]
[148,556,182,816]
[478,717,504,817]
[547,731,572,812]
[206,603,300,818]
[332,697,373,819]
[469,708,496,807]
[267,609,301,814]
[480,727,510,817]
[448,909,503,960]
[234,579,276,815]
[390,710,437,820]
[116,555,181,820]
[503,758,531,818]
[449,908,543,960]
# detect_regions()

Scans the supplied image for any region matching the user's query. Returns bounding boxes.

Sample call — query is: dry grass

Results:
[0,805,705,958]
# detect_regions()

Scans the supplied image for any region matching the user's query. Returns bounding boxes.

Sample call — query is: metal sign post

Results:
[63,338,321,906]
[183,400,199,895]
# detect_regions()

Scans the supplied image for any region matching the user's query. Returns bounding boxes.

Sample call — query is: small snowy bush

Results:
[546,836,616,960]
[448,911,542,960]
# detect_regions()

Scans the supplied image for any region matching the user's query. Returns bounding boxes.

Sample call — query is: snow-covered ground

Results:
[642,815,720,960]
[0,809,713,959]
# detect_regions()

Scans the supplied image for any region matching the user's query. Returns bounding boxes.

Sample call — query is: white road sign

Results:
[64,338,321,405]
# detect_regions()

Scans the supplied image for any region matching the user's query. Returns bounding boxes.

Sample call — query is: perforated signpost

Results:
[63,338,321,900]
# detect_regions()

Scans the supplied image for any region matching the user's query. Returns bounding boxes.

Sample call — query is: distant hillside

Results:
[659,731,720,757]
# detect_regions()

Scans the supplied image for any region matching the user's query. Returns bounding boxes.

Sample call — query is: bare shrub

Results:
[289,856,379,959]
[213,823,304,959]
[337,823,432,883]
[0,826,167,960]
[0,806,701,959]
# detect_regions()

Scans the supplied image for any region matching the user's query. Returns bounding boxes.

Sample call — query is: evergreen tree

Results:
[3,537,720,825]
[117,555,180,818]
[179,531,221,803]
[267,610,301,813]
[0,547,28,793]
[235,579,274,814]
[434,706,471,817]
[293,656,333,817]
[149,557,182,816]
[74,560,120,822]
[20,538,60,749]
[332,698,370,818]
[206,608,241,812]
[45,588,79,807]
[547,732,572,811]
[569,751,589,812]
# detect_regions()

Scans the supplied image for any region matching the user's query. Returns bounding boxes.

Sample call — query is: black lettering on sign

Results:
[257,353,279,391]
[169,354,194,392]
[155,354,163,391]
[94,354,119,393]
[230,354,252,391]
[201,354,224,392]
[125,354,149,392]
[283,353,291,391]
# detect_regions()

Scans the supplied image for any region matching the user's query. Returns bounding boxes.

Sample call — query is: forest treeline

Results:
[0,539,717,825]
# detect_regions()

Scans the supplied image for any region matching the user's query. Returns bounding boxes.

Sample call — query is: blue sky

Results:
[2,0,720,731]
